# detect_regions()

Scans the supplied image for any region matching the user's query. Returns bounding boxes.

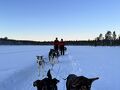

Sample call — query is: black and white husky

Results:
[36,56,45,77]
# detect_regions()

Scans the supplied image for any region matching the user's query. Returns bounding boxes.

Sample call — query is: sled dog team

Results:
[36,38,66,76]
[35,53,99,90]
[34,38,99,90]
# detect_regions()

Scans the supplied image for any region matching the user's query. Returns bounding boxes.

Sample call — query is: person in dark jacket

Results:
[59,39,65,55]
[53,37,59,54]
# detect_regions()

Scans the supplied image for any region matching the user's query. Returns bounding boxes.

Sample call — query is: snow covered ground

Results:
[0,46,120,90]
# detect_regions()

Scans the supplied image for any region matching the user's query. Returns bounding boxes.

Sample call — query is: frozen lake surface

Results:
[0,46,120,90]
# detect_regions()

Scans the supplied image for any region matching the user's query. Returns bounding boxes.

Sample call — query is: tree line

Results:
[0,31,120,46]
[94,31,120,46]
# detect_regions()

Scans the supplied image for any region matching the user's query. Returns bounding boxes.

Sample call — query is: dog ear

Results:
[33,80,43,88]
[33,80,40,87]
[89,77,99,83]
[36,56,39,60]
[47,69,52,79]
[53,78,59,84]
[33,81,36,87]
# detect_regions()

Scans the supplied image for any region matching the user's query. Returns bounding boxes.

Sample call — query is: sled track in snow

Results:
[0,53,83,90]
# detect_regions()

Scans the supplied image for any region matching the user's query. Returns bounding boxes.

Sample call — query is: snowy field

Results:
[0,46,120,90]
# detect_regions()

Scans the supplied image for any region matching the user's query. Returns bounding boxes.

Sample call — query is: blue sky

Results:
[0,0,120,41]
